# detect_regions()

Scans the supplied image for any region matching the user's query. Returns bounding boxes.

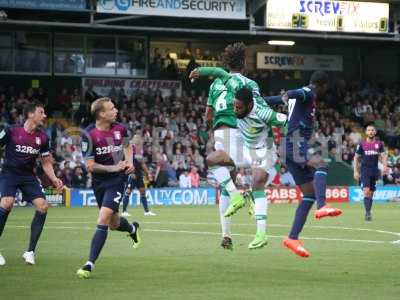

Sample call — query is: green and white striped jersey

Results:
[198,67,286,148]
[238,98,287,149]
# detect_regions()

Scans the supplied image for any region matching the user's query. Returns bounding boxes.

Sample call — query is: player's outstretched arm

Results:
[189,67,230,81]
[264,95,287,106]
[41,155,64,192]
[256,101,287,128]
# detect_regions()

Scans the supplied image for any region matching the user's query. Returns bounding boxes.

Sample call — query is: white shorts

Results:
[214,128,277,173]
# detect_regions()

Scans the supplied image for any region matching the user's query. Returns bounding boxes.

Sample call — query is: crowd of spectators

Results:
[0,74,400,189]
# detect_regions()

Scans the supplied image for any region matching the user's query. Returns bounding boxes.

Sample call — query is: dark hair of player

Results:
[222,42,246,70]
[23,100,44,119]
[365,124,376,130]
[310,71,329,86]
[91,97,111,120]
[235,87,253,105]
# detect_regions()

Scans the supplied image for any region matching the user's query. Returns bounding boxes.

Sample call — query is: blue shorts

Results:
[0,171,45,202]
[285,141,314,185]
[92,174,127,213]
[360,170,379,191]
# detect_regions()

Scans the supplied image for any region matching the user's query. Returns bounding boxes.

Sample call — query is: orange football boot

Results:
[314,205,342,220]
[283,238,310,258]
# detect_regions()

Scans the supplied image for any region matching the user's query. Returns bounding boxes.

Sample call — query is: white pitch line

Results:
[28,220,400,238]
[5,225,394,245]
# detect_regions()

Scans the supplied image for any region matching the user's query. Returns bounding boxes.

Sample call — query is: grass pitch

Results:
[1,203,399,300]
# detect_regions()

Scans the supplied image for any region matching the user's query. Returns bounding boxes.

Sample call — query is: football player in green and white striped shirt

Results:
[233,87,287,248]
[190,43,286,249]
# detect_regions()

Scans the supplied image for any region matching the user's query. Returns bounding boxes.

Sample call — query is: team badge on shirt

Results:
[375,144,379,149]
[36,137,41,145]
[114,131,121,140]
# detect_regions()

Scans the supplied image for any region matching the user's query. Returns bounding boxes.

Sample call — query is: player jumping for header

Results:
[265,71,342,258]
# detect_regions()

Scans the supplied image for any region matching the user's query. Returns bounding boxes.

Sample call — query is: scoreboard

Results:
[266,0,389,34]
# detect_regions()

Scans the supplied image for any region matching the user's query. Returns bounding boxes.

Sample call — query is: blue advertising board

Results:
[348,186,400,203]
[70,188,217,207]
[0,0,88,11]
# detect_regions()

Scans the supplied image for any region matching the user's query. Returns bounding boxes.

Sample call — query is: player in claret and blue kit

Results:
[264,71,342,258]
[353,125,387,221]
[77,98,141,279]
[0,101,63,266]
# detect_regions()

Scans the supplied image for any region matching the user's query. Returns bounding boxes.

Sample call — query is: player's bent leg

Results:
[248,168,268,250]
[110,213,141,248]
[77,207,113,279]
[307,155,328,209]
[207,152,245,217]
[0,197,15,266]
[23,198,49,265]
[307,156,342,219]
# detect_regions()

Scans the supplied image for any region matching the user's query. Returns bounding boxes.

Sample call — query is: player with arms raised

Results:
[189,42,262,249]
[0,101,63,266]
[353,125,387,221]
[265,71,342,258]
[77,98,140,279]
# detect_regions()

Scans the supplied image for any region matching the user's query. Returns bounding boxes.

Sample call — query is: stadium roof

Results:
[0,0,399,42]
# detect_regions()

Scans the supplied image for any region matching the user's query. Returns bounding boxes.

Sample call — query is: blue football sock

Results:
[364,197,373,214]
[140,194,149,212]
[89,225,108,263]
[0,207,10,238]
[288,197,315,239]
[28,211,47,252]
[313,167,328,209]
[116,217,133,233]
[122,193,129,212]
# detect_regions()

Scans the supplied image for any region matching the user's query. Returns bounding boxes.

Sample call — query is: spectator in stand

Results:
[71,166,87,188]
[279,165,297,187]
[154,153,169,187]
[57,88,71,114]
[189,166,200,188]
[179,169,191,188]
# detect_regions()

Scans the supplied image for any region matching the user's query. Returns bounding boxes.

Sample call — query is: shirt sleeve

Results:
[255,101,287,128]
[198,67,231,82]
[81,130,94,160]
[355,143,364,155]
[287,87,314,102]
[264,95,284,106]
[40,135,50,157]
[0,126,9,146]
